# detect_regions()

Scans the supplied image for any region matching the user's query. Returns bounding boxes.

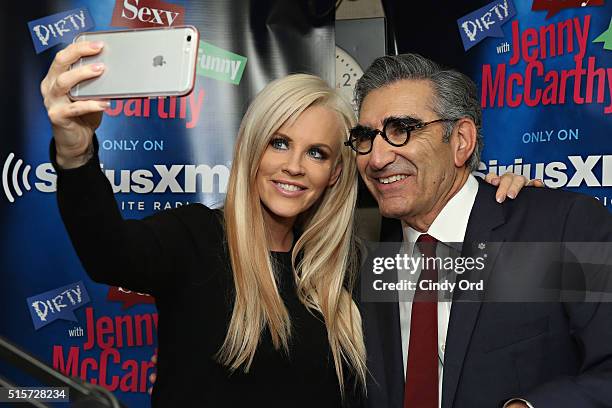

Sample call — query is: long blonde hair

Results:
[218,74,366,395]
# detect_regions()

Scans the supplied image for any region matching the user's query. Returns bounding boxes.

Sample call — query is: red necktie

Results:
[404,234,438,408]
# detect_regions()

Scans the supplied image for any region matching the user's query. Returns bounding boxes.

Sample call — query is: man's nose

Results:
[368,135,395,171]
[282,151,305,176]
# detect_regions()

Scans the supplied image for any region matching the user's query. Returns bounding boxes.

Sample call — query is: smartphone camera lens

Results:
[187,35,192,42]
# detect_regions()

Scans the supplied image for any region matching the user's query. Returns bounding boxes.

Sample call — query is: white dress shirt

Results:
[399,174,479,408]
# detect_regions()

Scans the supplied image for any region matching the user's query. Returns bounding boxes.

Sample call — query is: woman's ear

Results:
[328,162,343,187]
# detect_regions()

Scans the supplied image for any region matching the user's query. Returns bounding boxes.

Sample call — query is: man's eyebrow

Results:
[384,115,423,125]
[356,115,424,130]
[351,124,373,131]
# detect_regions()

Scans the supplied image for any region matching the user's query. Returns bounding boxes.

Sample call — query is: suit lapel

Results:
[441,180,506,408]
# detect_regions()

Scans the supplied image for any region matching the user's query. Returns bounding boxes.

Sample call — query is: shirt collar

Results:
[402,174,479,255]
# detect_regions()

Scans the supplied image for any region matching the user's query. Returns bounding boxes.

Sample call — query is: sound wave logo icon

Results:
[2,153,32,203]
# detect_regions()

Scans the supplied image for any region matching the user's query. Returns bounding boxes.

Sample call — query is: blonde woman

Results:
[41,41,535,407]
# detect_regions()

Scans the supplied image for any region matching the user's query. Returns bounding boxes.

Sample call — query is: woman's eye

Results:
[308,148,326,160]
[270,138,288,150]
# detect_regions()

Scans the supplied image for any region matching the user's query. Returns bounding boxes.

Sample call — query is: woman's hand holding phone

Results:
[40,41,109,169]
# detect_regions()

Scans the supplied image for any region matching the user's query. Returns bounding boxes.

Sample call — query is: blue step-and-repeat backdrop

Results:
[0,0,610,406]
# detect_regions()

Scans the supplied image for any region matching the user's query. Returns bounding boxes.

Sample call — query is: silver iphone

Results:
[69,26,199,100]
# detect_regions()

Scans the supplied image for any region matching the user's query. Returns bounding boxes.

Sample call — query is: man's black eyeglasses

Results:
[344,117,457,155]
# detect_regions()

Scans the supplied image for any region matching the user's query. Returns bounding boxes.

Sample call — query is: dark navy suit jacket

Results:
[361,178,612,408]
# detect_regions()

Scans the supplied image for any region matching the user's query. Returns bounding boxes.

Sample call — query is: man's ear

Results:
[328,162,343,187]
[452,118,477,168]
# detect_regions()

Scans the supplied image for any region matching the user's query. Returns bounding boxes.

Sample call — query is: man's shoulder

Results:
[476,179,611,240]
[477,178,602,216]
[509,186,602,217]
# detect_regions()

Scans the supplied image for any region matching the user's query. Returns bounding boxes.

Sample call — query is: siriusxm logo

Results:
[1,153,229,202]
[475,155,612,188]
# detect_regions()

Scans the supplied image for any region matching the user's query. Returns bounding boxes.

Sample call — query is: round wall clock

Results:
[335,45,364,109]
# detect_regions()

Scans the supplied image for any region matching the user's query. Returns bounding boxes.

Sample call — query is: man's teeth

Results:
[276,182,304,192]
[378,175,408,184]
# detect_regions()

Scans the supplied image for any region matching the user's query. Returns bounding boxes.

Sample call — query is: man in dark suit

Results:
[347,54,612,408]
